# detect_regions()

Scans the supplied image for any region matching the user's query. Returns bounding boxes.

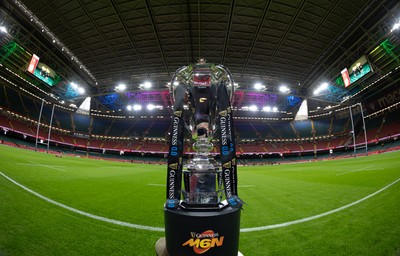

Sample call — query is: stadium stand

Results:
[1,80,400,164]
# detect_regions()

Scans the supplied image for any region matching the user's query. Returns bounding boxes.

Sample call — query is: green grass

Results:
[0,144,399,255]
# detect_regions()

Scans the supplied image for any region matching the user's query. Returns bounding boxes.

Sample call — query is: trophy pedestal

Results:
[162,205,241,256]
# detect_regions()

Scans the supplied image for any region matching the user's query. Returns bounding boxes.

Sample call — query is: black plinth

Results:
[164,205,241,256]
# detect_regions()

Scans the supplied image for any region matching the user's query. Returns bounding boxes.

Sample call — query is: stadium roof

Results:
[0,0,400,118]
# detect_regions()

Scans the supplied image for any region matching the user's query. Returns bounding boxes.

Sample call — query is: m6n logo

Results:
[182,230,224,254]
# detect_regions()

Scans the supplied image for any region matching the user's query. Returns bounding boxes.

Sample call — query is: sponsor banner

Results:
[166,85,186,205]
[217,81,240,206]
[366,86,400,113]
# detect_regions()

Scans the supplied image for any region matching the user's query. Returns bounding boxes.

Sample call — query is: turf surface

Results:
[0,144,399,255]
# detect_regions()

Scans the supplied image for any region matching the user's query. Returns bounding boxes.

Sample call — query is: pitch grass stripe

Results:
[0,171,163,232]
[241,176,400,233]
[1,171,399,233]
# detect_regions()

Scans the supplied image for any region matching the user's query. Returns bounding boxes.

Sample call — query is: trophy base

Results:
[162,204,241,256]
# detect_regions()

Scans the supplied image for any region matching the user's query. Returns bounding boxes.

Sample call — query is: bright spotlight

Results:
[71,82,78,89]
[254,83,264,90]
[173,81,179,86]
[133,104,142,111]
[391,21,400,32]
[116,83,126,91]
[313,82,329,95]
[249,105,258,111]
[127,105,132,111]
[0,26,7,33]
[77,87,85,94]
[279,85,290,93]
[263,106,271,112]
[147,104,155,110]
[143,81,152,89]
[272,107,278,112]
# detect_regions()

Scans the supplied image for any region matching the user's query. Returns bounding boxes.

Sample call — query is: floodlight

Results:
[279,85,290,93]
[115,83,126,91]
[313,82,329,95]
[143,81,152,89]
[0,26,7,33]
[254,83,264,90]
[272,107,278,112]
[133,104,142,111]
[249,105,258,111]
[77,87,85,94]
[147,103,155,110]
[320,82,328,90]
[127,105,132,111]
[263,106,271,112]
[391,21,400,32]
[71,82,78,89]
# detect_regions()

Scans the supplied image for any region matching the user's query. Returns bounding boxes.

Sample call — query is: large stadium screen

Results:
[336,55,373,89]
[348,55,372,86]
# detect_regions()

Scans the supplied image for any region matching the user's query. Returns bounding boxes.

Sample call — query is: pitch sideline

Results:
[1,171,399,233]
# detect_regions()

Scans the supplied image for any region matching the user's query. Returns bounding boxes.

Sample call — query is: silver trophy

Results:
[160,59,242,256]
[169,58,237,209]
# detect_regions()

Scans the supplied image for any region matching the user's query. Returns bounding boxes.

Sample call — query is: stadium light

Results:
[313,82,329,95]
[115,83,126,92]
[272,106,278,112]
[249,105,258,111]
[147,103,155,110]
[391,21,400,32]
[71,82,78,89]
[77,87,85,95]
[263,106,272,112]
[140,81,152,89]
[0,26,7,33]
[127,105,132,111]
[254,82,265,90]
[133,104,142,111]
[279,85,290,93]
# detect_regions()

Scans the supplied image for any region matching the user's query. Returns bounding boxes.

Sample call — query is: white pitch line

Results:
[1,171,399,233]
[238,185,254,188]
[336,166,378,176]
[241,176,400,232]
[147,183,166,187]
[0,171,163,232]
[27,161,65,172]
